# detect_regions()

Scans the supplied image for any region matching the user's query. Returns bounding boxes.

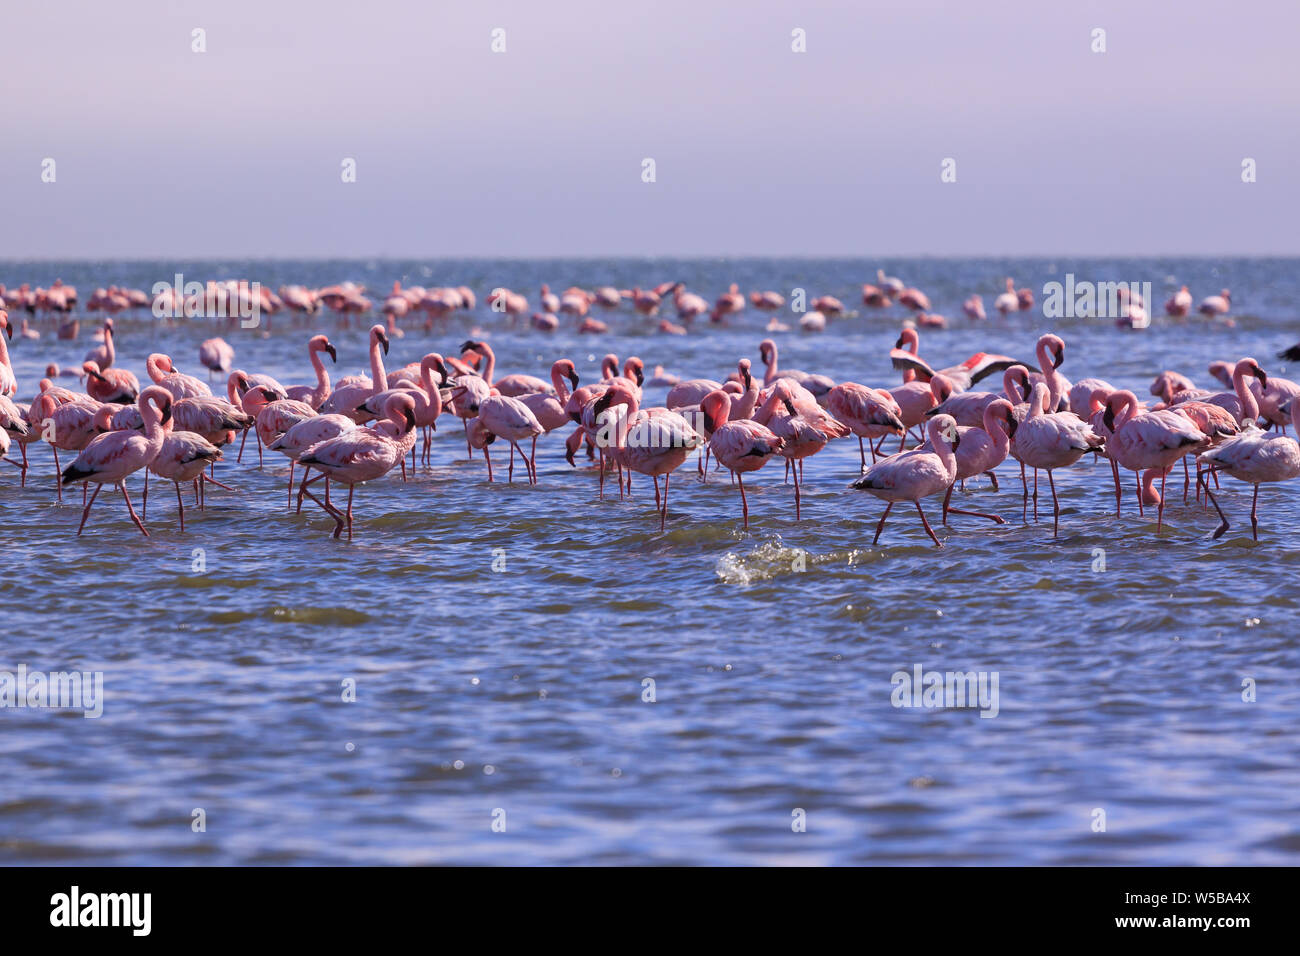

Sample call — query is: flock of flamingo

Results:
[0,272,1235,338]
[0,270,1294,547]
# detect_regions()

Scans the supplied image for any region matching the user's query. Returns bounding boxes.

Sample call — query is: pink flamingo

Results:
[851,414,960,548]
[962,294,987,320]
[198,338,235,378]
[1165,285,1193,317]
[1198,398,1300,540]
[591,383,703,530]
[1198,289,1231,316]
[84,360,139,405]
[1102,390,1209,528]
[538,284,560,314]
[82,317,117,370]
[477,390,545,484]
[145,419,224,530]
[0,313,19,397]
[897,287,931,312]
[284,335,337,409]
[861,284,892,308]
[994,278,1019,315]
[147,353,212,399]
[61,386,171,536]
[757,339,836,404]
[1012,382,1104,535]
[297,392,417,540]
[1168,357,1266,424]
[1150,370,1197,405]
[749,291,784,312]
[462,339,555,397]
[270,413,358,510]
[710,284,745,323]
[926,399,1016,525]
[320,325,390,422]
[752,380,848,520]
[826,382,906,468]
[699,390,786,528]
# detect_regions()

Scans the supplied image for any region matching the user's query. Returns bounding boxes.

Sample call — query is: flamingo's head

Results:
[929,414,960,450]
[1237,357,1266,387]
[553,359,579,392]
[738,358,753,389]
[624,357,644,388]
[758,338,776,366]
[1039,333,1065,369]
[311,334,337,362]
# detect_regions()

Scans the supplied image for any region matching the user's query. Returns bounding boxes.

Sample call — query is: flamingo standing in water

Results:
[269,412,358,511]
[297,392,417,540]
[1165,285,1193,317]
[1197,397,1300,540]
[752,380,848,520]
[321,325,390,422]
[145,418,224,531]
[1102,390,1209,529]
[994,278,1019,315]
[198,338,235,378]
[477,389,545,484]
[851,414,960,548]
[962,294,986,320]
[699,389,785,528]
[591,383,702,530]
[922,398,1016,525]
[1012,382,1104,535]
[147,353,212,399]
[826,382,906,468]
[60,386,171,536]
[284,335,337,409]
[1198,289,1231,316]
[31,393,102,502]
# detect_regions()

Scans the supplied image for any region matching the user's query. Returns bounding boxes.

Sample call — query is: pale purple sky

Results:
[2,0,1297,257]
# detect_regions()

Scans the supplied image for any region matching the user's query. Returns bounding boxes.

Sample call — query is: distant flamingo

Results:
[1165,285,1193,317]
[83,318,118,370]
[994,278,1019,315]
[198,338,235,378]
[1198,289,1231,316]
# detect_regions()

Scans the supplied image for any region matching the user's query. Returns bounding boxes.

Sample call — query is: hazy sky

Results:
[3,0,1298,257]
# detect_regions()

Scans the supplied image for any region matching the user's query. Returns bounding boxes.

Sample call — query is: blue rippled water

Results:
[1,257,1298,864]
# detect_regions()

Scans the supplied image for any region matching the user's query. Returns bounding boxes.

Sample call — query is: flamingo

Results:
[32,393,104,502]
[749,291,785,312]
[198,338,235,378]
[861,284,892,308]
[994,278,1019,315]
[320,325,390,422]
[147,353,212,399]
[757,338,835,404]
[1198,398,1300,540]
[1165,285,1193,317]
[297,392,417,539]
[926,398,1015,525]
[270,413,358,510]
[1102,390,1209,528]
[826,382,906,468]
[83,360,139,405]
[850,414,960,548]
[364,354,447,466]
[146,420,224,531]
[1150,370,1197,405]
[60,386,171,537]
[591,383,703,530]
[477,390,545,484]
[888,327,1024,394]
[83,317,117,370]
[461,339,555,397]
[1198,289,1231,316]
[698,390,785,528]
[0,312,19,396]
[962,294,987,321]
[1168,357,1266,425]
[710,284,745,323]
[1012,382,1104,535]
[284,335,337,409]
[876,269,905,296]
[897,287,931,312]
[752,380,848,520]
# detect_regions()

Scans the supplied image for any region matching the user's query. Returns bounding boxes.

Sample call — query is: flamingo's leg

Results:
[120,483,149,537]
[915,500,942,548]
[77,483,103,535]
[872,501,894,545]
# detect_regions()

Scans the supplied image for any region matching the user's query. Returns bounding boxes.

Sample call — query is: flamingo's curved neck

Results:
[1038,344,1064,408]
[308,342,330,401]
[146,354,169,384]
[0,330,11,371]
[763,345,778,386]
[419,358,443,418]
[551,364,571,405]
[369,336,387,396]
[103,325,115,366]
[478,345,496,386]
[602,356,618,380]
[983,408,1010,455]
[1233,368,1260,421]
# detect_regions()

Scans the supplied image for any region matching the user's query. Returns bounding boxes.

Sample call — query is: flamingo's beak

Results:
[1102,405,1115,431]
[1253,366,1268,386]
[325,343,337,363]
[567,370,580,391]
[379,332,390,355]
[1052,345,1065,369]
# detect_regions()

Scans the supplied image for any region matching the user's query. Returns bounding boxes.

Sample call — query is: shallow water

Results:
[2,257,1299,865]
